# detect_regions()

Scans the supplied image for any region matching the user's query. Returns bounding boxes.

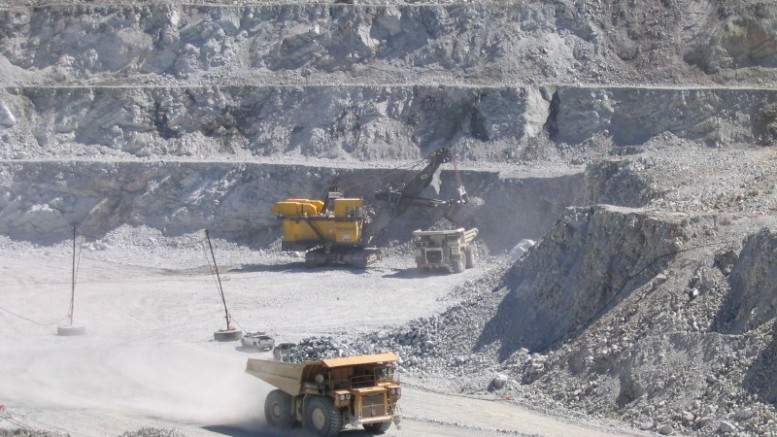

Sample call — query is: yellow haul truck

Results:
[412,227,479,273]
[246,352,401,436]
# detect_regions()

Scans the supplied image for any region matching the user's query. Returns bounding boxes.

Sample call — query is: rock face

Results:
[0,101,15,128]
[477,205,683,355]
[709,228,777,413]
[683,3,777,74]
[0,3,661,85]
[0,160,590,248]
[0,85,541,161]
[549,87,777,147]
[4,85,777,161]
[714,228,777,336]
[2,2,777,163]
[2,2,776,86]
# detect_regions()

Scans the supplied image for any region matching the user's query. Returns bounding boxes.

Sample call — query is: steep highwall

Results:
[0,160,294,244]
[0,2,610,86]
[714,228,777,336]
[476,205,684,356]
[523,217,777,436]
[0,3,590,84]
[4,2,777,166]
[548,86,777,147]
[0,147,673,249]
[3,1,776,86]
[0,85,540,161]
[0,161,588,249]
[3,84,777,163]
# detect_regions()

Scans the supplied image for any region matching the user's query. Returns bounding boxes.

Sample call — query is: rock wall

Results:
[0,160,591,249]
[476,204,684,355]
[0,85,538,161]
[3,84,777,162]
[3,2,777,165]
[549,86,777,147]
[0,160,290,244]
[744,321,777,404]
[3,2,777,86]
[0,3,613,85]
[714,228,777,335]
[682,2,777,74]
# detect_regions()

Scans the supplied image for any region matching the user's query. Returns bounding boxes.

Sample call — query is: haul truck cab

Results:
[246,352,401,436]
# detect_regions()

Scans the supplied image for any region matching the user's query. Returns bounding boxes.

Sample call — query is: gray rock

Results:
[0,102,15,128]
[718,420,737,433]
[489,373,509,391]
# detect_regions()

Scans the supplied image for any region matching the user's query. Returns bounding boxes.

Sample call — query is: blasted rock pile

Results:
[287,257,512,376]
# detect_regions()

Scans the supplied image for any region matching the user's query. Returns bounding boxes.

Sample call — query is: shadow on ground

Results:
[203,424,381,437]
[742,320,777,404]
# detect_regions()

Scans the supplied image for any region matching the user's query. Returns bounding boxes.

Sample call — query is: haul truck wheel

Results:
[264,390,295,428]
[305,396,342,437]
[363,421,392,434]
[453,256,466,273]
[465,245,477,269]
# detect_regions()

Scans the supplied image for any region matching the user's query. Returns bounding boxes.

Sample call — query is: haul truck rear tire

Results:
[363,421,392,434]
[305,396,342,437]
[453,256,466,273]
[264,389,295,429]
[465,245,477,269]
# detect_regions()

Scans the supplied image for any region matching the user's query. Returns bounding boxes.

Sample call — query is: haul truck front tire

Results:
[305,396,342,437]
[264,389,295,429]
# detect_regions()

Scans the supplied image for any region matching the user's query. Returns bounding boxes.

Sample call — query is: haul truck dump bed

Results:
[246,352,401,436]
